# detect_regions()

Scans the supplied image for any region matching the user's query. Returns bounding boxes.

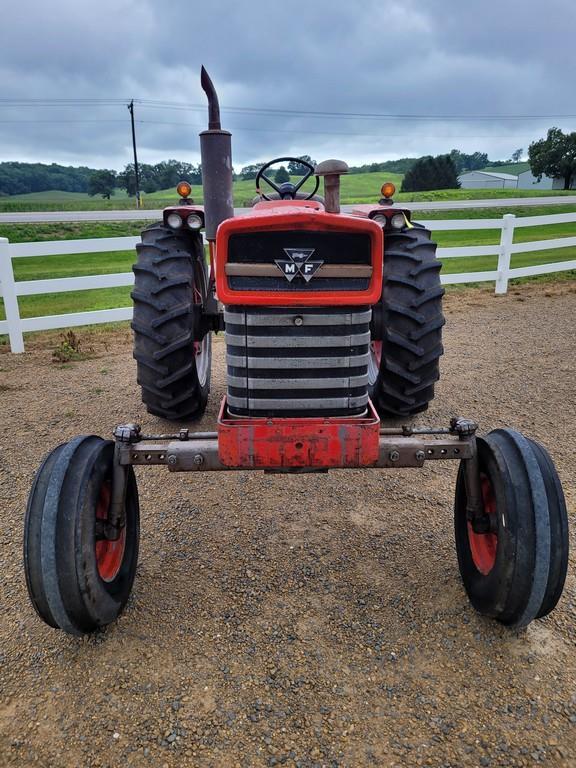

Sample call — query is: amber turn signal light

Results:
[177,180,192,198]
[381,182,396,199]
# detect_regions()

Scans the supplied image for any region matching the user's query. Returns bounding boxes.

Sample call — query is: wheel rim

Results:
[368,340,382,386]
[95,482,126,583]
[467,473,498,576]
[193,262,211,388]
[195,334,211,387]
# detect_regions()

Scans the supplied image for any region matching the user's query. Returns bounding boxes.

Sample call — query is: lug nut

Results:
[389,450,400,462]
[415,450,425,461]
[294,316,303,327]
[193,453,204,467]
[167,454,177,466]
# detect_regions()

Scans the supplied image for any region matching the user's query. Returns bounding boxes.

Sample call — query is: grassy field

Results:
[2,169,575,212]
[0,200,574,328]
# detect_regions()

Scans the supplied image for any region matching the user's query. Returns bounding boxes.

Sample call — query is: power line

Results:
[0,115,540,139]
[137,119,540,139]
[0,119,128,123]
[0,97,574,122]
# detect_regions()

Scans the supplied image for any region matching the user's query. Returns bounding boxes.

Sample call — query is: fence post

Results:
[0,238,25,353]
[496,214,515,294]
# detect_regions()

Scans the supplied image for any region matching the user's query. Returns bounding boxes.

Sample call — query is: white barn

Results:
[517,170,553,190]
[458,170,518,189]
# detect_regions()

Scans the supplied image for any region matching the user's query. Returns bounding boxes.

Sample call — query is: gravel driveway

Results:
[1,282,575,768]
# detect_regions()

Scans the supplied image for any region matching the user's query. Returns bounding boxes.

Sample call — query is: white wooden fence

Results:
[1,212,575,353]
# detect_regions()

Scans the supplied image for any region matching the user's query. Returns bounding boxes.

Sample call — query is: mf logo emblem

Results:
[275,248,324,283]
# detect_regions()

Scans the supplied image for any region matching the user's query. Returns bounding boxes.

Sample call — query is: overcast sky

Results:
[0,0,574,171]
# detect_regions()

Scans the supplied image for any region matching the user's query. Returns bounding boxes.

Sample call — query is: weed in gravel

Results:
[52,330,95,364]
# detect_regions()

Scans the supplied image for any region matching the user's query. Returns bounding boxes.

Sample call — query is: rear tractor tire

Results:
[369,224,444,417]
[24,436,140,635]
[454,429,569,628]
[132,223,212,422]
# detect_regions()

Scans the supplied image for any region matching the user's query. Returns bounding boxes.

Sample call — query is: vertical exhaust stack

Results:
[199,66,234,239]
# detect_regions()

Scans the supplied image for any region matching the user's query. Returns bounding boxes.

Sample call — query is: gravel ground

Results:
[1,282,575,768]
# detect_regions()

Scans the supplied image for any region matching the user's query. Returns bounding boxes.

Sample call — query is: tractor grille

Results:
[225,230,372,292]
[225,306,371,417]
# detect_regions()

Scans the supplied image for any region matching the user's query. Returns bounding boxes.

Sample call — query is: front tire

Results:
[368,224,444,417]
[24,436,140,635]
[132,223,211,422]
[454,429,568,628]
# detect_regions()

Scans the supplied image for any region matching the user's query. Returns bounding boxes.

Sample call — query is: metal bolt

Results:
[294,316,303,327]
[167,454,177,466]
[193,453,204,467]
[389,450,400,462]
[415,450,425,461]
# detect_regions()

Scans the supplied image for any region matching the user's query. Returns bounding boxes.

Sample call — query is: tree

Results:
[275,166,290,183]
[449,149,488,173]
[511,148,523,163]
[88,170,116,199]
[287,155,317,175]
[240,164,262,180]
[401,154,459,192]
[529,128,576,190]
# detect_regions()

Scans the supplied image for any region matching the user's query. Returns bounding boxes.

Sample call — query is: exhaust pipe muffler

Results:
[199,66,234,239]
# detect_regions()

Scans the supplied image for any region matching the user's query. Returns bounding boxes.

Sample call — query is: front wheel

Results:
[454,429,568,628]
[23,436,140,635]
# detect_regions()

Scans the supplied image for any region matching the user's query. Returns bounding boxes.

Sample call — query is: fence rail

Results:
[1,212,575,353]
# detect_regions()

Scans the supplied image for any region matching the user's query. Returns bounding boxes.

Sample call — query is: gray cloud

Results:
[0,0,574,170]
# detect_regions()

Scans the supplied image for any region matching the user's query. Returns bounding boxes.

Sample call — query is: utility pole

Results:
[127,100,141,209]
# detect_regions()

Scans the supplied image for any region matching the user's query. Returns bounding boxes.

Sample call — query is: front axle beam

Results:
[117,434,474,472]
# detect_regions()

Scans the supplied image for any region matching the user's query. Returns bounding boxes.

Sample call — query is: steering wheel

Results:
[255,156,319,201]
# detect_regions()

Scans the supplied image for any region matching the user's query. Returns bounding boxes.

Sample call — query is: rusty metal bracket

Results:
[117,433,475,472]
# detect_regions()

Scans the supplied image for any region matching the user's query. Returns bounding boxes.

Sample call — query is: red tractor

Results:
[24,68,568,636]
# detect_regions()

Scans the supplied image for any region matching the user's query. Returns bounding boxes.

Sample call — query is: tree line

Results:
[1,128,574,197]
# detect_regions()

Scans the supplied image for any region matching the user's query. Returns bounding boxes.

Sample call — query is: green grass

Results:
[0,220,147,244]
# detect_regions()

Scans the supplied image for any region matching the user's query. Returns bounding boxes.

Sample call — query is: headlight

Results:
[391,213,406,229]
[372,215,387,226]
[167,213,183,229]
[186,214,203,230]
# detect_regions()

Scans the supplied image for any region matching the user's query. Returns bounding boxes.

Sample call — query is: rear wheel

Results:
[24,436,140,635]
[132,223,211,422]
[454,429,568,628]
[369,224,444,417]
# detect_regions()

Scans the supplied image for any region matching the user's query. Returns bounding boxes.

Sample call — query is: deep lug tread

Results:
[409,315,446,341]
[152,331,194,360]
[157,362,194,388]
[130,320,166,346]
[382,356,421,384]
[132,351,168,375]
[411,286,445,308]
[369,226,444,417]
[151,277,193,294]
[132,223,211,421]
[150,303,192,328]
[385,329,424,356]
[407,343,444,372]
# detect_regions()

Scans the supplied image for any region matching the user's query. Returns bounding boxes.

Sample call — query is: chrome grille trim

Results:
[227,374,370,390]
[227,394,369,410]
[224,309,371,326]
[225,306,371,415]
[226,353,371,370]
[225,332,370,349]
